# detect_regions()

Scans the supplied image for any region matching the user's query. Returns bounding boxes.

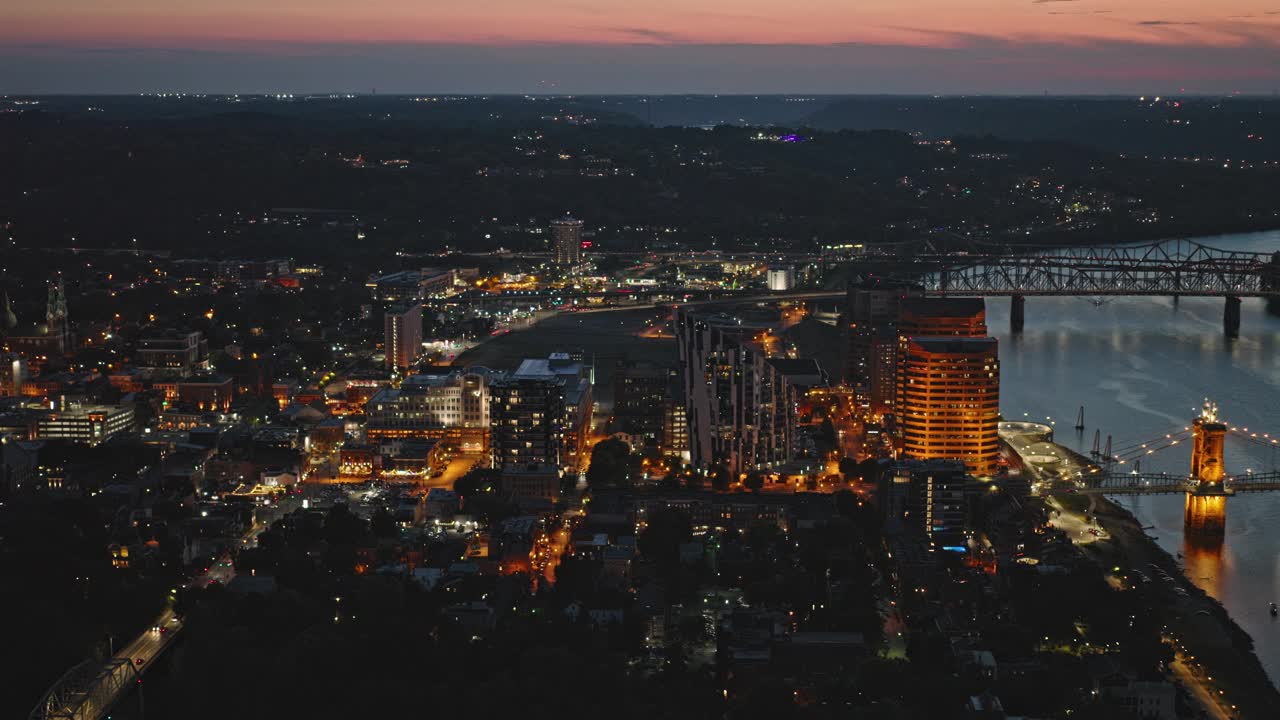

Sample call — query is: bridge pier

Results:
[1185,491,1227,536]
[1010,295,1025,334]
[1186,403,1228,536]
[1265,252,1280,317]
[1224,296,1242,338]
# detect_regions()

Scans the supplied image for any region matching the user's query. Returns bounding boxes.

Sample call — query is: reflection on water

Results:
[1183,534,1226,600]
[992,229,1280,682]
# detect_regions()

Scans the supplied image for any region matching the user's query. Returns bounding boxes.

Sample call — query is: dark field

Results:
[454,308,674,405]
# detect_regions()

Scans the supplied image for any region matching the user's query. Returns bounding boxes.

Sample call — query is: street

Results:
[422,454,480,493]
[78,496,300,720]
[1171,653,1234,720]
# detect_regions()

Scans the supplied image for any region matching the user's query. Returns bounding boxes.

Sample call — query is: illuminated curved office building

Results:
[898,336,1000,478]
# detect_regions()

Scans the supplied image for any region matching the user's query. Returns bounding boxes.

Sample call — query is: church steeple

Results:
[46,276,68,332]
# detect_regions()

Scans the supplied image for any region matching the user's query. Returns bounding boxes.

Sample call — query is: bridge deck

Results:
[1081,471,1280,495]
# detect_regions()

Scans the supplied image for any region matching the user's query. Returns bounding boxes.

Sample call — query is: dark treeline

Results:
[2,96,1279,264]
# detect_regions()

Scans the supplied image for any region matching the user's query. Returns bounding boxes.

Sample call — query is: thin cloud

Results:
[1048,10,1113,15]
[606,27,683,43]
[1032,0,1082,3]
[1137,20,1200,26]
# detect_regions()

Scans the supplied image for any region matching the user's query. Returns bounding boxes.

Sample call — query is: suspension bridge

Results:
[1083,414,1280,494]
[1075,401,1280,534]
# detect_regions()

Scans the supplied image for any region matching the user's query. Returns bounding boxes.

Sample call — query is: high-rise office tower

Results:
[892,296,988,416]
[383,303,422,371]
[897,297,988,338]
[897,336,1000,477]
[552,217,584,266]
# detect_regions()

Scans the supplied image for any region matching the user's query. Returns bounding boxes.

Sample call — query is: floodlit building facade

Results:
[383,303,423,371]
[897,337,1000,477]
[552,217,585,266]
[366,371,491,452]
[35,404,135,446]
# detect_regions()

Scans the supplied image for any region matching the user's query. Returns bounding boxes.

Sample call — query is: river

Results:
[986,228,1280,682]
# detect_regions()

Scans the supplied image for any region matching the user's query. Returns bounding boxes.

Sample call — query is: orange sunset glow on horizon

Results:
[2,0,1278,93]
[4,0,1280,48]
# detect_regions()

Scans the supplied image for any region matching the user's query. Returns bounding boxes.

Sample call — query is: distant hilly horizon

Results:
[6,93,1279,160]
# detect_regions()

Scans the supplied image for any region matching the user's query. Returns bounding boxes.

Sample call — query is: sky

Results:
[1,1,1279,94]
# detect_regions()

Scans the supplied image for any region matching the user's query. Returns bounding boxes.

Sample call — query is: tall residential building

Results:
[663,399,689,460]
[879,459,970,551]
[366,371,491,452]
[383,303,422,371]
[845,283,916,410]
[513,353,593,472]
[552,217,584,266]
[489,376,566,471]
[866,326,899,415]
[766,266,795,291]
[613,363,673,448]
[675,310,796,476]
[897,337,1000,477]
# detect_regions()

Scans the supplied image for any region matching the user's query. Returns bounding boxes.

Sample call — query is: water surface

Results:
[988,229,1280,681]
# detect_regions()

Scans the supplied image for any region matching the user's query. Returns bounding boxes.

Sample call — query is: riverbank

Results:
[1083,493,1280,717]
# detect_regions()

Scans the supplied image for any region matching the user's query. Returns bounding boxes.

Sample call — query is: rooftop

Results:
[900,296,986,317]
[513,353,587,381]
[908,336,997,354]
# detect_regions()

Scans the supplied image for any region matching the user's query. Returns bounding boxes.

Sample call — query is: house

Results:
[425,488,460,518]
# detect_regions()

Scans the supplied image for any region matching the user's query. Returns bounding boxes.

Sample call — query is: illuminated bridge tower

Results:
[1184,400,1228,535]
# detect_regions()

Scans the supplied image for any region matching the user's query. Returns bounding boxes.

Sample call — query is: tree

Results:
[710,463,732,492]
[678,614,708,644]
[821,417,837,446]
[744,520,783,553]
[453,467,498,498]
[638,508,692,567]
[834,489,858,517]
[838,456,860,478]
[586,438,634,488]
[744,471,765,492]
[857,457,883,483]
[371,508,397,539]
